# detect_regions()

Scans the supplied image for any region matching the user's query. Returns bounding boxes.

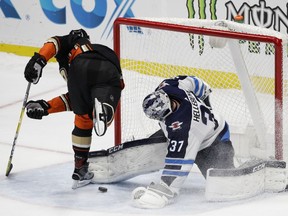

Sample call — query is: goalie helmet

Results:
[142,90,172,121]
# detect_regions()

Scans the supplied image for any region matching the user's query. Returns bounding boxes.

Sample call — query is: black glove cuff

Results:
[33,52,47,67]
[38,100,50,115]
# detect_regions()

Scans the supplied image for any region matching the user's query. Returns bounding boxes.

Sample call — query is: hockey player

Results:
[132,75,235,208]
[23,29,124,189]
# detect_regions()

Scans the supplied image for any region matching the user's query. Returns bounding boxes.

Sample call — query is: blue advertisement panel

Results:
[0,0,287,48]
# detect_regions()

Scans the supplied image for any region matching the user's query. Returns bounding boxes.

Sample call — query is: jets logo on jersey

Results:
[168,121,183,131]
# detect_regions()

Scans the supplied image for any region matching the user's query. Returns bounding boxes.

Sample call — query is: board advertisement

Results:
[0,0,287,51]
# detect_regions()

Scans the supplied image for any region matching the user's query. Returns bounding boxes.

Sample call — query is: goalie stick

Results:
[5,82,31,176]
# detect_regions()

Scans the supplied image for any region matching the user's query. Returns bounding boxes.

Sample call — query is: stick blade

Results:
[5,161,13,177]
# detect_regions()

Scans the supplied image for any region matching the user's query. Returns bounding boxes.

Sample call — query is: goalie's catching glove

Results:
[132,182,177,209]
[24,52,47,84]
[26,100,50,120]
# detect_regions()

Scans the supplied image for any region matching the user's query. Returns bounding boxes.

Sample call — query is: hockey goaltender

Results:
[89,76,288,209]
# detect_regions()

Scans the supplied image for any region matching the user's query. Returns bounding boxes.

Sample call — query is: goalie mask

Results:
[142,90,172,121]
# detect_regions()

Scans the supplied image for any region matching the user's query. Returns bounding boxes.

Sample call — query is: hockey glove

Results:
[24,52,47,84]
[132,182,177,209]
[26,100,50,119]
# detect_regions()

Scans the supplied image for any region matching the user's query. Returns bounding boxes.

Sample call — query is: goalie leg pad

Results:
[205,159,287,201]
[206,160,265,201]
[265,160,287,192]
[88,136,167,183]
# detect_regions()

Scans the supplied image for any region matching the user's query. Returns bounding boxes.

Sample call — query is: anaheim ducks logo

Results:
[168,121,183,131]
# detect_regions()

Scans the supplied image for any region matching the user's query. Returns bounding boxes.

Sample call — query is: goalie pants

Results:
[68,52,122,118]
[195,139,235,178]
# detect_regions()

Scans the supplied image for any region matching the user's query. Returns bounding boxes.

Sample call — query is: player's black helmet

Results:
[69,29,90,39]
[142,90,172,121]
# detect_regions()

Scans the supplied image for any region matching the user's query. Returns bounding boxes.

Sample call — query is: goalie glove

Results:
[26,100,50,120]
[24,52,47,84]
[132,182,177,209]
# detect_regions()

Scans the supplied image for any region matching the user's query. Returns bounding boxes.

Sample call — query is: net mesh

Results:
[115,18,288,162]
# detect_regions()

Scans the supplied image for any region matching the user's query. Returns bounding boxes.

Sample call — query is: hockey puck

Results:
[98,186,108,192]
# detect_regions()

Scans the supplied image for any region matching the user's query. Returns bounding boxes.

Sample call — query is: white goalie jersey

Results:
[154,76,229,192]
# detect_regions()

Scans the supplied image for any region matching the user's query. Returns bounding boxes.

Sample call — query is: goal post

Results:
[113,17,287,162]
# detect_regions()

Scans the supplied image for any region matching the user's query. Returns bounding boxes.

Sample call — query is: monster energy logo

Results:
[186,0,285,56]
[186,0,218,55]
[187,0,217,20]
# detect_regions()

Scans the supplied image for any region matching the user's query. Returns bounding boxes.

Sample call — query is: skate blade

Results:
[72,179,92,189]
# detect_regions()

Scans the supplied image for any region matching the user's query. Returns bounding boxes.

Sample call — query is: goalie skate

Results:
[93,98,107,136]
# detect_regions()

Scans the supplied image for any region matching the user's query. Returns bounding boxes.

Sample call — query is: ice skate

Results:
[72,163,94,189]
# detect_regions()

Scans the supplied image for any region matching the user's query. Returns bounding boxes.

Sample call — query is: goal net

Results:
[113,17,288,163]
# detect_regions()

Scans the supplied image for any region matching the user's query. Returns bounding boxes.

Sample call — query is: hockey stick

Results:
[5,82,31,176]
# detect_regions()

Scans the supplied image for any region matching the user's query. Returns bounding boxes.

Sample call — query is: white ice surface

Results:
[0,52,288,216]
